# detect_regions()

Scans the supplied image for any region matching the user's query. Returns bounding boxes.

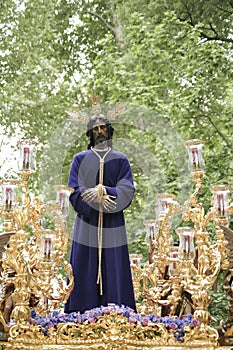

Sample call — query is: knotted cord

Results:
[91,147,111,295]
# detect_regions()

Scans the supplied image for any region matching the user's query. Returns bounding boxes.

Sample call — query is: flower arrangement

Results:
[28,304,200,342]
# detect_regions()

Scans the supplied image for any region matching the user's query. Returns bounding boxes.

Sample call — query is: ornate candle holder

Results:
[137,195,179,316]
[44,185,73,254]
[0,136,232,349]
[0,141,74,331]
[129,139,231,346]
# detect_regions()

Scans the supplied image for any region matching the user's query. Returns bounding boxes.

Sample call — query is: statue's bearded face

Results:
[92,120,108,145]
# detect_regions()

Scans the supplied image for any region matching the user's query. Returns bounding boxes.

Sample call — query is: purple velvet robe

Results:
[64,148,136,313]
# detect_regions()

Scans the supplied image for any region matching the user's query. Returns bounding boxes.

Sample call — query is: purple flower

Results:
[191,318,200,327]
[151,315,161,322]
[28,303,199,342]
[94,310,102,318]
[123,310,130,317]
[52,311,59,317]
[182,313,192,320]
[31,310,37,318]
[116,309,123,315]
[28,317,37,325]
[140,317,149,326]
[81,314,88,322]
[128,316,137,324]
[102,307,111,315]
[169,322,178,330]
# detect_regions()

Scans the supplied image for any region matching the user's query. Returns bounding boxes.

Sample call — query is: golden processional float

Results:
[0,138,232,350]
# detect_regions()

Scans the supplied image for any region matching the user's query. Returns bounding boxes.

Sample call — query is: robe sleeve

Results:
[67,154,92,218]
[105,156,135,213]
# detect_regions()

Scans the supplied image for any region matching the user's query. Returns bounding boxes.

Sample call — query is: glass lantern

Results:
[176,227,195,260]
[129,254,143,268]
[1,183,17,210]
[211,185,231,218]
[54,185,71,217]
[155,193,176,220]
[40,230,54,261]
[144,219,157,243]
[18,140,37,171]
[185,139,205,173]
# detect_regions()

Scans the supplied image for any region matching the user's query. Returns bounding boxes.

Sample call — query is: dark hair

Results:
[86,114,114,149]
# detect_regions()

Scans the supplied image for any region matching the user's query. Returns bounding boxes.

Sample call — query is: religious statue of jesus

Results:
[64,114,136,313]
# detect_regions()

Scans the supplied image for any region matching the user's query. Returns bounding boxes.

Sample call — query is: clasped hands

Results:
[82,184,117,212]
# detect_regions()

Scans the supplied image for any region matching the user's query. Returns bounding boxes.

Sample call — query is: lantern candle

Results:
[155,193,176,222]
[217,193,225,216]
[2,184,16,210]
[149,222,155,239]
[59,191,66,212]
[169,251,179,276]
[44,237,52,261]
[176,227,195,260]
[158,198,169,216]
[40,230,54,261]
[54,185,72,217]
[18,139,37,172]
[161,199,168,212]
[191,147,200,170]
[133,257,140,267]
[23,147,30,170]
[185,139,205,173]
[211,185,231,218]
[44,296,49,309]
[129,254,142,268]
[184,234,191,254]
[144,220,156,242]
[5,187,13,210]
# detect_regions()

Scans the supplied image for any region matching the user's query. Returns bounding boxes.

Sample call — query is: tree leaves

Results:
[0,0,232,235]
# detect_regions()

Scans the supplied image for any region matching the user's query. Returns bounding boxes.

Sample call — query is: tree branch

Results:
[199,30,233,43]
[80,5,125,48]
[107,1,124,46]
[197,110,231,147]
[178,1,233,43]
[181,0,195,26]
[81,10,116,38]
